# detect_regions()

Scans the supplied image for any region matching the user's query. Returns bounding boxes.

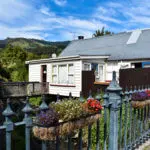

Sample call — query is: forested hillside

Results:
[0,38,69,82]
[0,38,69,56]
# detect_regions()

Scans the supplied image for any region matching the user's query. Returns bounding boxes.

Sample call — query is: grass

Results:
[144,145,150,150]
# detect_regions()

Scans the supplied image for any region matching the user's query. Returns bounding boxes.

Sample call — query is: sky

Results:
[0,0,150,41]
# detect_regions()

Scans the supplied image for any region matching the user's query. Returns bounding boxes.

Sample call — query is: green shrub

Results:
[29,97,41,107]
[50,98,84,122]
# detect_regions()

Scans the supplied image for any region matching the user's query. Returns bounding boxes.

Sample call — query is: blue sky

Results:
[0,0,150,41]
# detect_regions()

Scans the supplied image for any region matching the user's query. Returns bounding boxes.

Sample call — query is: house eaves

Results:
[25,55,110,65]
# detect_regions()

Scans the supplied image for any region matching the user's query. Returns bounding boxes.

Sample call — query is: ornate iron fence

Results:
[0,72,149,150]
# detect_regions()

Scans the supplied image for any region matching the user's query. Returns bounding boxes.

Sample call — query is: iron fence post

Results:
[107,71,122,150]
[40,95,49,150]
[124,89,129,150]
[22,96,33,150]
[3,98,14,150]
[103,91,109,150]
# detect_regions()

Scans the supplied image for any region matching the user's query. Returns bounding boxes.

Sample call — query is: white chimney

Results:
[52,53,57,58]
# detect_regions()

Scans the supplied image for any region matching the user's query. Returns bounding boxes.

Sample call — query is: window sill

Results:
[50,84,76,87]
[94,81,110,85]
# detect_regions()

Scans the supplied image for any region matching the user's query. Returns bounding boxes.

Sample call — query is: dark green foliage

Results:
[0,45,39,81]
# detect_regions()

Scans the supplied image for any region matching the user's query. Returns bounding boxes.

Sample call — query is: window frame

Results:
[51,63,75,85]
[98,64,104,81]
[83,63,91,71]
[95,64,105,82]
[52,65,58,83]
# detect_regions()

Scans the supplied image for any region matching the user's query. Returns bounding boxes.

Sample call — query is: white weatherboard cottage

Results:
[26,29,150,97]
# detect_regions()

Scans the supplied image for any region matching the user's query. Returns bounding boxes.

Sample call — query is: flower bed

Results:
[33,98,102,141]
[131,91,150,108]
[145,90,150,105]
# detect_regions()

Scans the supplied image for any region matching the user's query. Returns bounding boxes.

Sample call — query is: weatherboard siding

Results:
[49,60,82,97]
[106,61,132,81]
[106,62,120,81]
[29,64,41,82]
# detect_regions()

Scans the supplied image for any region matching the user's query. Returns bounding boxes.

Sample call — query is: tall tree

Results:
[93,27,113,37]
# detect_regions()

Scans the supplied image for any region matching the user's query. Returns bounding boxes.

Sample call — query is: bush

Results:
[29,97,41,107]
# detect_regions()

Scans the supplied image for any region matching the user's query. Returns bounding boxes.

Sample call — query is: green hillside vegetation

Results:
[0,38,69,56]
[0,38,69,82]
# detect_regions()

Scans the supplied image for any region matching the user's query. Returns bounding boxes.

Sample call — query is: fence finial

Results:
[103,89,109,107]
[125,86,129,94]
[79,91,84,102]
[3,98,14,117]
[133,86,137,93]
[22,96,33,114]
[95,88,101,101]
[69,92,72,99]
[107,71,122,91]
[56,93,60,102]
[87,90,93,100]
[39,95,48,111]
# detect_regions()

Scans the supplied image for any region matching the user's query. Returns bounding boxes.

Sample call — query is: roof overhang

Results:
[108,58,150,62]
[25,55,110,65]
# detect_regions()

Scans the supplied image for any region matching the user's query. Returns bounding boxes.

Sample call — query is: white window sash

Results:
[83,63,91,71]
[51,64,74,84]
[98,64,104,81]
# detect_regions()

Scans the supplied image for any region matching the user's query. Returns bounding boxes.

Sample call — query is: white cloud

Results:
[0,0,31,22]
[95,15,122,24]
[40,6,55,17]
[0,24,44,39]
[52,0,67,6]
[1,0,150,41]
[43,16,106,31]
[96,6,117,16]
[93,0,150,31]
[107,2,123,8]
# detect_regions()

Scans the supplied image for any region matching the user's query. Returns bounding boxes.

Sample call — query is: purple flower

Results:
[37,108,59,126]
[132,91,148,101]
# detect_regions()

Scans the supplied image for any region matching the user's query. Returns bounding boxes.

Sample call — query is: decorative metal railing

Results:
[0,72,149,150]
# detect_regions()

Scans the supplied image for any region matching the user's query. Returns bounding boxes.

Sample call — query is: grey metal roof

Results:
[60,29,150,61]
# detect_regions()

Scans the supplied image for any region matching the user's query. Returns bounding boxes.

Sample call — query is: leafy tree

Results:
[93,27,113,37]
[0,46,39,81]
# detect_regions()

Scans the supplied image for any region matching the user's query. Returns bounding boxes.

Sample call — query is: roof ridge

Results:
[70,28,150,44]
[70,31,130,44]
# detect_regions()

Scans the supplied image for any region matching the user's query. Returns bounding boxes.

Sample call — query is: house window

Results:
[52,64,74,84]
[58,65,67,83]
[95,64,105,81]
[99,65,104,81]
[84,63,91,71]
[68,64,74,84]
[52,65,57,83]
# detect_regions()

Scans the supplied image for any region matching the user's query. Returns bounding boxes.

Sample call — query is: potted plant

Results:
[131,91,148,108]
[33,108,59,140]
[32,98,102,140]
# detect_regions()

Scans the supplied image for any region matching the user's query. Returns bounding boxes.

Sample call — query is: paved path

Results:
[135,139,150,150]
